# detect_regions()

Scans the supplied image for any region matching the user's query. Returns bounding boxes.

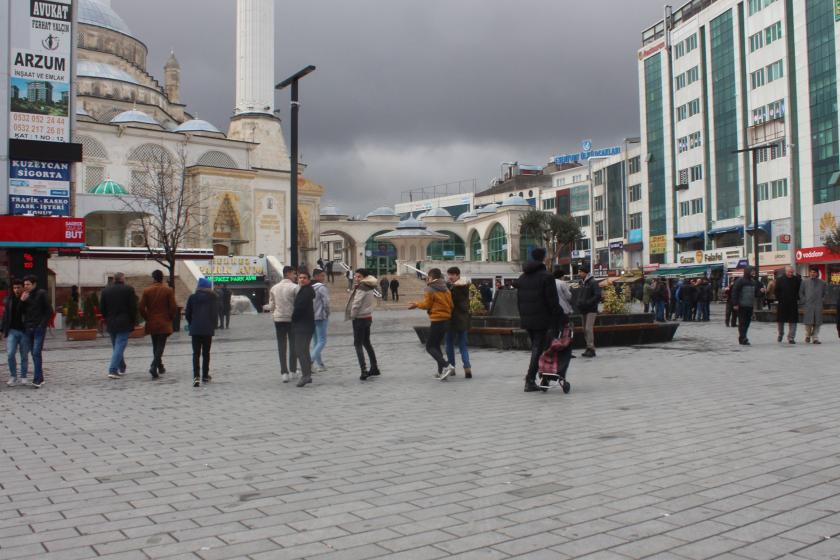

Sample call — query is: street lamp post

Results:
[276,65,316,268]
[734,144,768,280]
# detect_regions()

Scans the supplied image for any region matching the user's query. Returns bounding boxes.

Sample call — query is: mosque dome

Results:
[365,207,397,219]
[320,205,348,220]
[476,203,499,215]
[397,217,426,229]
[501,196,530,207]
[77,61,139,84]
[88,179,127,195]
[110,110,161,127]
[424,208,452,218]
[174,119,223,134]
[78,0,133,37]
[456,210,476,222]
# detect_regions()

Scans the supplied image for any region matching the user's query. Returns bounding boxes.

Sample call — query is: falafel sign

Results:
[9,0,73,143]
[196,256,267,283]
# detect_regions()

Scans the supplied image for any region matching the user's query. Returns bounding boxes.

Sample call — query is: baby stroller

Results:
[536,324,572,393]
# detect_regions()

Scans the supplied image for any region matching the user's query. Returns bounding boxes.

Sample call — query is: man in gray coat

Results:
[799,267,826,344]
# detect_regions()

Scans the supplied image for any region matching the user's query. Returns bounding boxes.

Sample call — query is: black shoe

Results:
[788,339,796,344]
[158,365,166,375]
[202,375,212,383]
[360,370,369,381]
[193,378,201,387]
[777,335,783,343]
[296,376,312,387]
[524,381,540,392]
[582,349,596,358]
[368,367,381,377]
[119,361,127,374]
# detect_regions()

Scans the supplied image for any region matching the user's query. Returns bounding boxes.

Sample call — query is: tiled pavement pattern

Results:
[2,306,840,560]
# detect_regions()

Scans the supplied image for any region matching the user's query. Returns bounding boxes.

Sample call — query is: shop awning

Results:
[708,224,744,236]
[745,221,771,233]
[674,231,705,240]
[646,264,723,278]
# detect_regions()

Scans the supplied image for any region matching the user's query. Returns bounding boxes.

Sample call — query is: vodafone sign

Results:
[795,246,840,264]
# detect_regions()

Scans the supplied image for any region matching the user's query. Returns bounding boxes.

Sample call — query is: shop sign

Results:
[9,159,70,216]
[749,251,790,267]
[9,0,73,143]
[643,264,660,272]
[795,246,840,264]
[628,228,643,244]
[678,247,744,265]
[553,144,621,166]
[649,234,667,255]
[571,249,590,259]
[638,39,666,60]
[609,241,624,250]
[813,200,840,245]
[197,256,266,282]
[0,215,83,247]
[773,218,792,250]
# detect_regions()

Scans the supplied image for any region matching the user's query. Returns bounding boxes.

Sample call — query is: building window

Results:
[675,73,686,90]
[765,21,782,45]
[691,164,703,182]
[691,198,704,214]
[427,231,466,261]
[593,170,604,185]
[680,200,690,217]
[770,142,787,159]
[751,68,765,89]
[677,104,688,121]
[628,156,641,174]
[685,33,698,53]
[752,106,768,125]
[688,98,700,116]
[689,131,702,148]
[542,198,556,211]
[767,60,784,82]
[711,9,741,220]
[575,238,591,251]
[674,41,685,59]
[749,31,764,52]
[595,220,604,241]
[757,182,770,201]
[469,230,482,260]
[570,185,589,212]
[629,212,643,230]
[574,214,590,228]
[678,136,689,153]
[556,177,566,186]
[749,0,778,15]
[772,178,789,198]
[487,223,507,262]
[768,99,785,120]
[686,66,699,85]
[629,183,642,202]
[594,195,604,211]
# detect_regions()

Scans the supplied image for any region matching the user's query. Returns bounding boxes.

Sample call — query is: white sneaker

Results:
[281,373,290,383]
[439,365,455,381]
[7,377,15,386]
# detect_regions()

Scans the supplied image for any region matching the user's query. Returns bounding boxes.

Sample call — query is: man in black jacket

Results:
[21,275,53,388]
[2,279,30,385]
[731,266,764,345]
[445,266,472,379]
[292,270,316,387]
[517,248,564,392]
[100,272,137,379]
[577,265,601,358]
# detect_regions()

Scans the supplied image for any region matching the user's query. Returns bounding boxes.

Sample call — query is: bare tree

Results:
[118,144,207,288]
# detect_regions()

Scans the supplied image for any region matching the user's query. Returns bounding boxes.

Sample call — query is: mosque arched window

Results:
[427,231,466,261]
[469,231,481,261]
[487,223,507,262]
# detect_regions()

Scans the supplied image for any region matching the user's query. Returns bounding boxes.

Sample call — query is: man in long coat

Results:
[774,266,800,344]
[799,267,826,344]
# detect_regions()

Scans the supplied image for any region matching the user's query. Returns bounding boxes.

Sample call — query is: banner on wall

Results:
[9,159,70,215]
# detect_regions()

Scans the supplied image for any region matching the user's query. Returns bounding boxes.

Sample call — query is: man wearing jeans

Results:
[310,268,330,371]
[100,272,137,379]
[445,267,472,379]
[2,279,29,385]
[577,265,601,358]
[21,275,52,388]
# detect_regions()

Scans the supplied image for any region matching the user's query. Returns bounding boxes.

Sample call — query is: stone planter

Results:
[66,328,98,341]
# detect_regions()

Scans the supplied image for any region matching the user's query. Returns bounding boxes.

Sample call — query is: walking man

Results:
[100,272,137,380]
[799,267,826,344]
[346,269,380,380]
[267,266,299,382]
[2,279,29,386]
[185,278,218,387]
[577,265,601,358]
[415,261,422,279]
[292,270,316,387]
[310,268,330,371]
[774,266,800,343]
[20,275,51,388]
[445,267,472,379]
[731,266,763,345]
[409,268,455,380]
[326,260,334,283]
[389,277,400,302]
[379,275,390,302]
[218,284,232,329]
[139,269,177,378]
[518,248,563,392]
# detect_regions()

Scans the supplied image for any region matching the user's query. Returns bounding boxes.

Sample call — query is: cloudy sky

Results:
[113,0,668,215]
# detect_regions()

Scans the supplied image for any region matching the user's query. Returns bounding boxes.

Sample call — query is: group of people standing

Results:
[1,276,52,388]
[378,276,400,302]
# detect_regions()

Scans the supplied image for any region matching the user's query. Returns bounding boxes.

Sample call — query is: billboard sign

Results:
[0,215,84,247]
[196,256,267,282]
[9,159,70,215]
[8,0,73,143]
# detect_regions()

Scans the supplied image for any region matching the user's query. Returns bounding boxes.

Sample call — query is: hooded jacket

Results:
[312,282,330,321]
[268,279,299,322]
[346,276,378,320]
[185,288,218,337]
[732,266,761,308]
[517,260,563,330]
[448,277,471,332]
[414,278,453,322]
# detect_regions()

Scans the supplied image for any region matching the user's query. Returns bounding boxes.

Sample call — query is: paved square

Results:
[2,305,840,559]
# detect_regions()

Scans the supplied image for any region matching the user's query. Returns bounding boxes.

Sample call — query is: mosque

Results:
[60,0,322,277]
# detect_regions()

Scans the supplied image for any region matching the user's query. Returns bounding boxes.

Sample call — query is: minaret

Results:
[164,51,180,104]
[228,0,289,170]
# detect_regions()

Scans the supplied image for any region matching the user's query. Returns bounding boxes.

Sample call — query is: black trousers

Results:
[725,303,738,326]
[391,288,399,302]
[426,320,449,373]
[381,288,388,301]
[352,318,377,371]
[526,329,551,384]
[218,308,230,329]
[274,322,297,373]
[737,306,753,341]
[150,333,169,371]
[293,326,314,378]
[191,335,212,379]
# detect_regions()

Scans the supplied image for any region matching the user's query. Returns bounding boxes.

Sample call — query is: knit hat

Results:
[197,277,212,290]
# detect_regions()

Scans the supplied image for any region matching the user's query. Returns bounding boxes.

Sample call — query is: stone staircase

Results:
[125,275,193,307]
[328,274,429,312]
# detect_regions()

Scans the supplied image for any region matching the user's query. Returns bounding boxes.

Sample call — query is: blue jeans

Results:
[654,300,666,322]
[445,330,471,369]
[108,331,130,374]
[6,329,29,378]
[26,327,46,384]
[311,319,328,366]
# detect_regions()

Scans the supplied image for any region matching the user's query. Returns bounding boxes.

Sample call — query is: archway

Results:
[427,230,466,261]
[487,223,508,262]
[365,230,397,277]
[320,229,357,273]
[213,195,242,255]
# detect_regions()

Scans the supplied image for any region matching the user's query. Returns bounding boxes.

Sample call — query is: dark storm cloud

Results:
[113,0,667,214]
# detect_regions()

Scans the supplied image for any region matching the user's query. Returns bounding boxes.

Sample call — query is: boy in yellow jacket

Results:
[409,268,455,380]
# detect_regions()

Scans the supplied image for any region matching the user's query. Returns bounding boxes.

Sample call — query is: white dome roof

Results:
[397,217,426,229]
[174,119,222,134]
[425,207,452,217]
[501,196,530,207]
[476,203,499,215]
[320,205,347,217]
[456,210,476,222]
[77,61,138,84]
[110,110,161,127]
[78,0,132,37]
[366,207,397,218]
